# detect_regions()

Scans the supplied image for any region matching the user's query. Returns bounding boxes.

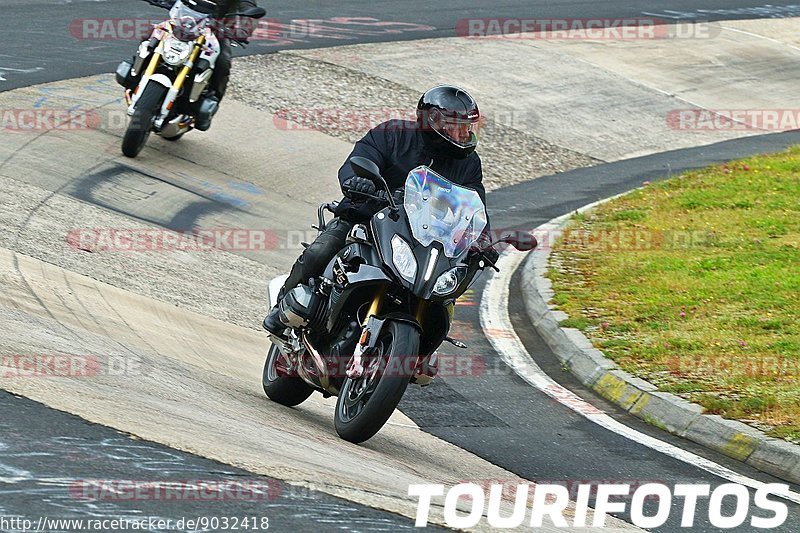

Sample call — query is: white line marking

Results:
[480,249,800,505]
[719,25,800,54]
[0,66,43,73]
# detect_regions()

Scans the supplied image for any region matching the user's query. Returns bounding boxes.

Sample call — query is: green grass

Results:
[547,147,800,443]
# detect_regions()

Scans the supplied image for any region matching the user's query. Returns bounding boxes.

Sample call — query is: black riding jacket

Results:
[336,120,486,223]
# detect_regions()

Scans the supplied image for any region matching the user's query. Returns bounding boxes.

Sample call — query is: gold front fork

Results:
[173,35,205,94]
[415,299,428,325]
[363,286,387,326]
[138,46,162,94]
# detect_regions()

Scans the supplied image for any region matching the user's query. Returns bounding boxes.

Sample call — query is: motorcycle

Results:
[262,157,537,443]
[115,0,265,157]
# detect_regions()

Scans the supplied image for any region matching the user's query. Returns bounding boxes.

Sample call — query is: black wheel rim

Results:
[338,334,391,423]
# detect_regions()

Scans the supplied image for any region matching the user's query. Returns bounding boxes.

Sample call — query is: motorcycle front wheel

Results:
[262,343,314,407]
[122,83,167,158]
[335,320,418,443]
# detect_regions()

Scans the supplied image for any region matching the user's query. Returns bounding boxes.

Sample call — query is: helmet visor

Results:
[428,110,481,148]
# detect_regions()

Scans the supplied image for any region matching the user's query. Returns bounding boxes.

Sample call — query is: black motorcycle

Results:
[262,157,536,443]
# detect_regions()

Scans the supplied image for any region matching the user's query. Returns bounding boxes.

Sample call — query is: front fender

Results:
[147,74,173,88]
[377,312,422,333]
[359,314,421,358]
[129,74,173,114]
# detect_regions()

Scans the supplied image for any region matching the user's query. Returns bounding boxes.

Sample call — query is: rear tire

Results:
[334,321,418,443]
[262,344,314,407]
[122,84,167,158]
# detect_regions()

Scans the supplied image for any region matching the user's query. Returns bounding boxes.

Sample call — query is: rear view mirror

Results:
[489,231,538,252]
[241,7,266,18]
[350,156,383,184]
[348,157,397,209]
[503,232,538,251]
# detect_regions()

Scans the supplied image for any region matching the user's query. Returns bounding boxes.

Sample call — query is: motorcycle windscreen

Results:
[403,166,488,258]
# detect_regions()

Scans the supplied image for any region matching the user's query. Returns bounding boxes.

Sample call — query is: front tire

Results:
[122,83,167,158]
[262,344,314,407]
[335,321,418,443]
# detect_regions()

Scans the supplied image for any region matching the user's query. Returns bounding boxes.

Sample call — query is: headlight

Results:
[433,267,466,296]
[391,235,417,282]
[162,36,193,66]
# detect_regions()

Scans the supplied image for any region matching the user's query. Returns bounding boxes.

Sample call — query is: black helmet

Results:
[417,85,481,160]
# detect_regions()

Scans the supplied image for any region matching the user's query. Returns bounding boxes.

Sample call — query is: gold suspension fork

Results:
[163,35,205,113]
[349,285,388,379]
[415,299,428,326]
[362,285,386,327]
[173,35,205,94]
[136,39,163,96]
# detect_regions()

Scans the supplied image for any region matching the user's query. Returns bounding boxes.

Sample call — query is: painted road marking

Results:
[0,66,44,82]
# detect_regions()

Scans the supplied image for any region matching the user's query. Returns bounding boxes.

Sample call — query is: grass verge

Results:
[547,147,800,443]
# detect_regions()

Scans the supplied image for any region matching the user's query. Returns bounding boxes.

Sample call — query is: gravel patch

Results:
[229,53,599,191]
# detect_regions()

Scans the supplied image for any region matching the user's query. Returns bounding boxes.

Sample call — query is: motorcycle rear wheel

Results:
[335,321,418,443]
[262,343,314,407]
[122,84,167,158]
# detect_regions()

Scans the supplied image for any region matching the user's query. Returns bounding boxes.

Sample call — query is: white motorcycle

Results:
[115,0,264,157]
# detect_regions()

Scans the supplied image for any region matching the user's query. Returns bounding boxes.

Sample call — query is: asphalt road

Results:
[3,0,800,90]
[0,390,439,532]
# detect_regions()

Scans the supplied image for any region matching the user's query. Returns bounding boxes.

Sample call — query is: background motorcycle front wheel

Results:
[262,343,314,407]
[335,320,419,443]
[121,84,167,158]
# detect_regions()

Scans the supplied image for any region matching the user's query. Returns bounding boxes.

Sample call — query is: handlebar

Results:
[349,188,404,204]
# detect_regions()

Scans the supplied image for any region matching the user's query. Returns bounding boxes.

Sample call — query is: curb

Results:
[519,202,800,486]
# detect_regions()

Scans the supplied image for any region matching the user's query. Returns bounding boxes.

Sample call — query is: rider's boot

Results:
[262,305,289,341]
[195,93,220,131]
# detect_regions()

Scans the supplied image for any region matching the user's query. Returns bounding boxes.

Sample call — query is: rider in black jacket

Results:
[263,85,495,339]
